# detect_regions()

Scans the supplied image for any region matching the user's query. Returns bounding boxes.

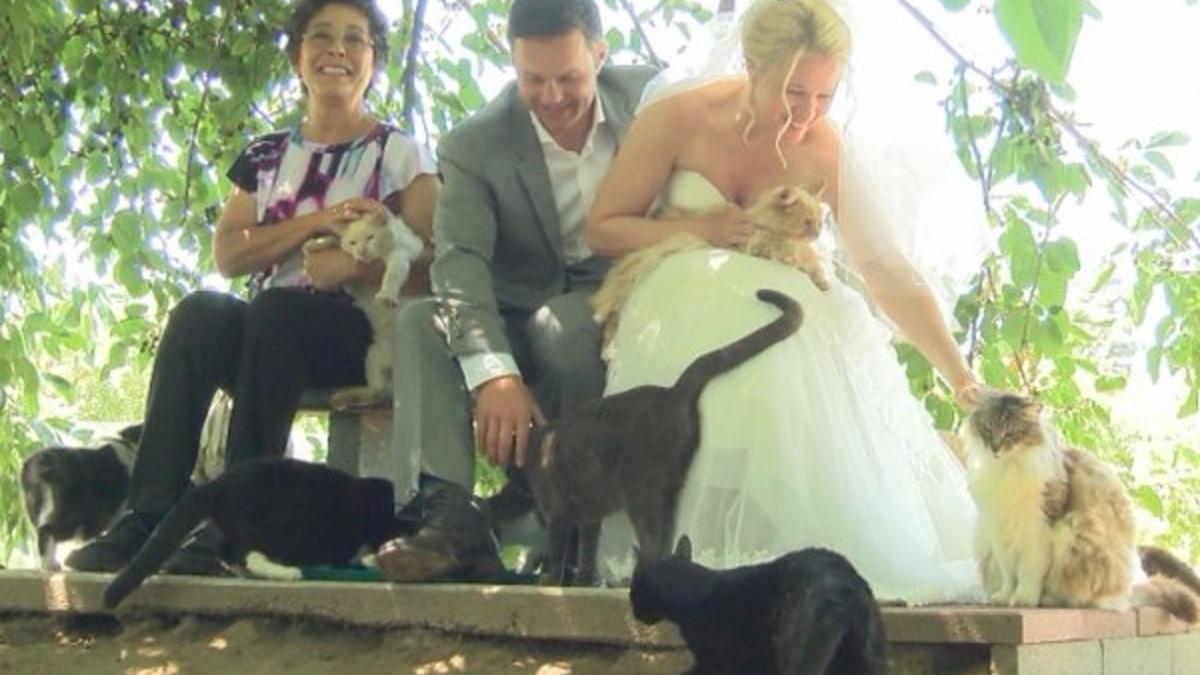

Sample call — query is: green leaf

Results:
[940,0,970,9]
[20,117,52,157]
[915,71,938,85]
[1147,131,1190,148]
[1095,375,1127,392]
[1181,388,1199,417]
[1133,486,1165,518]
[9,183,43,219]
[1043,239,1081,275]
[999,219,1039,288]
[1143,150,1175,179]
[1089,261,1116,293]
[994,0,1083,84]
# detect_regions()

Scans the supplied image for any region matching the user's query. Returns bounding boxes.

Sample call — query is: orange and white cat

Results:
[964,391,1197,623]
[591,183,827,357]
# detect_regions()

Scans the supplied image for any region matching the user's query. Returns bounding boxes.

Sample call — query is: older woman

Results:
[67,0,437,574]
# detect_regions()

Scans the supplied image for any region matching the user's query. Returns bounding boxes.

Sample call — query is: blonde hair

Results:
[739,0,851,165]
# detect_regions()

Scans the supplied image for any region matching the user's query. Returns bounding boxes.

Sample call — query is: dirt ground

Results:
[0,613,693,675]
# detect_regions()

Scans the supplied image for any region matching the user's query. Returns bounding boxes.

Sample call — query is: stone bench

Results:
[296,389,393,480]
[1,571,1195,674]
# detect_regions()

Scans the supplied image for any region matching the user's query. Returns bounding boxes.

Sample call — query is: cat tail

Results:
[674,289,803,398]
[1139,545,1200,596]
[1132,575,1200,624]
[102,484,219,609]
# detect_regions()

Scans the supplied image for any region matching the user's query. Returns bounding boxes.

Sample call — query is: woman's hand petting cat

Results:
[700,205,755,248]
[474,375,545,467]
[323,198,391,235]
[302,247,362,290]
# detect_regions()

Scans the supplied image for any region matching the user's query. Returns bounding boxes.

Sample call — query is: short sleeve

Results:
[225,131,289,194]
[380,130,437,198]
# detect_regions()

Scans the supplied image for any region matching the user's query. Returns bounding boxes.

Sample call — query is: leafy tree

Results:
[0,0,1195,563]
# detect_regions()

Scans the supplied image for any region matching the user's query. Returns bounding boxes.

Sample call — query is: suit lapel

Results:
[598,72,635,142]
[508,91,563,260]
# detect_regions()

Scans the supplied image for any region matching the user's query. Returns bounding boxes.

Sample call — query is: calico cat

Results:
[522,289,803,585]
[21,424,141,570]
[630,536,887,675]
[965,391,1199,622]
[591,184,826,356]
[103,458,402,608]
[303,211,423,409]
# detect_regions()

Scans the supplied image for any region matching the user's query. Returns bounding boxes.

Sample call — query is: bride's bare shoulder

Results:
[637,78,744,134]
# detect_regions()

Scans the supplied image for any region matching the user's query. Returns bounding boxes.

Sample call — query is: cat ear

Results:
[811,179,828,199]
[674,536,693,561]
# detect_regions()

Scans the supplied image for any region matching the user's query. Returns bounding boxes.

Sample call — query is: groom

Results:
[377,0,656,577]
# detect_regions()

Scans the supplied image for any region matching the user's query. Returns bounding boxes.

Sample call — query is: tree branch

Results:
[178,10,235,231]
[448,0,508,55]
[894,0,1194,251]
[619,0,664,68]
[400,0,430,132]
[955,66,994,220]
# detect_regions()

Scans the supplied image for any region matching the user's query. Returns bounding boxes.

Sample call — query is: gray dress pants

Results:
[389,289,605,503]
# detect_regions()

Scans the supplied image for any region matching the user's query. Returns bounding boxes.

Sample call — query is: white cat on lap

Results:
[303,212,423,409]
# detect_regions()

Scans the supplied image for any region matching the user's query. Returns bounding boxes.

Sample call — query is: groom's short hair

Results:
[507,0,603,44]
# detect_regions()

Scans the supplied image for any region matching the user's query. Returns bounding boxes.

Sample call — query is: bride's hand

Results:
[700,205,755,248]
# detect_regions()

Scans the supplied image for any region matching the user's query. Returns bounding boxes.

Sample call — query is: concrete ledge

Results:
[0,571,1193,649]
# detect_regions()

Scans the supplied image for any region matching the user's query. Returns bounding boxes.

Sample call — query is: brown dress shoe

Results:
[376,480,504,582]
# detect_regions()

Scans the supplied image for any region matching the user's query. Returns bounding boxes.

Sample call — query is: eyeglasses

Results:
[303,28,374,54]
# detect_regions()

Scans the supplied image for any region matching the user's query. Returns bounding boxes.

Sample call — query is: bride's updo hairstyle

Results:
[740,0,850,163]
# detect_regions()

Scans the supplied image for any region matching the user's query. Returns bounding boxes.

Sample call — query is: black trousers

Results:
[126,287,371,515]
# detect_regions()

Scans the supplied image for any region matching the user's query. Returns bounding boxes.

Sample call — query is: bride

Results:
[586,0,984,602]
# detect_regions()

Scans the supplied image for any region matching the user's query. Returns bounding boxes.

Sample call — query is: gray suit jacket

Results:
[430,65,657,359]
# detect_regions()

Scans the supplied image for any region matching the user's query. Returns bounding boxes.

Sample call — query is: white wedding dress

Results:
[598,170,984,604]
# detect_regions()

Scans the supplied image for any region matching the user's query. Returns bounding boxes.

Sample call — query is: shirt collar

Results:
[529,96,606,152]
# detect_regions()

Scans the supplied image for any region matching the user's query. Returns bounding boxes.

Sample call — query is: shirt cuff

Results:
[459,352,520,392]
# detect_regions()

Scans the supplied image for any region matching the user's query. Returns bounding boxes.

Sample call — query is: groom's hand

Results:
[474,375,545,468]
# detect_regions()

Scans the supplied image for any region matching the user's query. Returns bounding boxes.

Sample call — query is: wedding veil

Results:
[638,0,991,319]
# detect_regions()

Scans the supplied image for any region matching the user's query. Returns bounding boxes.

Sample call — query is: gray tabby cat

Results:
[522,289,803,585]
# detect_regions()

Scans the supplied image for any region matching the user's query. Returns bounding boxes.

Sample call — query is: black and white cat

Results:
[21,424,141,570]
[103,458,403,608]
[630,537,887,675]
[521,289,803,585]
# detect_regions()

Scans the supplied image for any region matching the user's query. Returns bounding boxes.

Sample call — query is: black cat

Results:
[522,289,802,585]
[21,424,141,570]
[630,537,887,675]
[103,458,402,608]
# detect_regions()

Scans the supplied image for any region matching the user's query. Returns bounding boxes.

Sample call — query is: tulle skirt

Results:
[598,249,984,603]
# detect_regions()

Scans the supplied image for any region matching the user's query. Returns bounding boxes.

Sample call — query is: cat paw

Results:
[374,291,400,307]
[1009,589,1042,607]
[989,590,1013,605]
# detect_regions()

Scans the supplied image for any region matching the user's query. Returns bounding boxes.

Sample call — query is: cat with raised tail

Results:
[631,536,887,675]
[103,458,402,608]
[522,289,802,585]
[964,391,1198,623]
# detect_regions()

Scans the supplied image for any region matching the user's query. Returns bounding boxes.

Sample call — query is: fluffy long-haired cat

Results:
[21,424,141,570]
[965,391,1198,622]
[591,184,826,355]
[631,536,887,675]
[103,458,403,608]
[523,289,803,585]
[303,211,423,409]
